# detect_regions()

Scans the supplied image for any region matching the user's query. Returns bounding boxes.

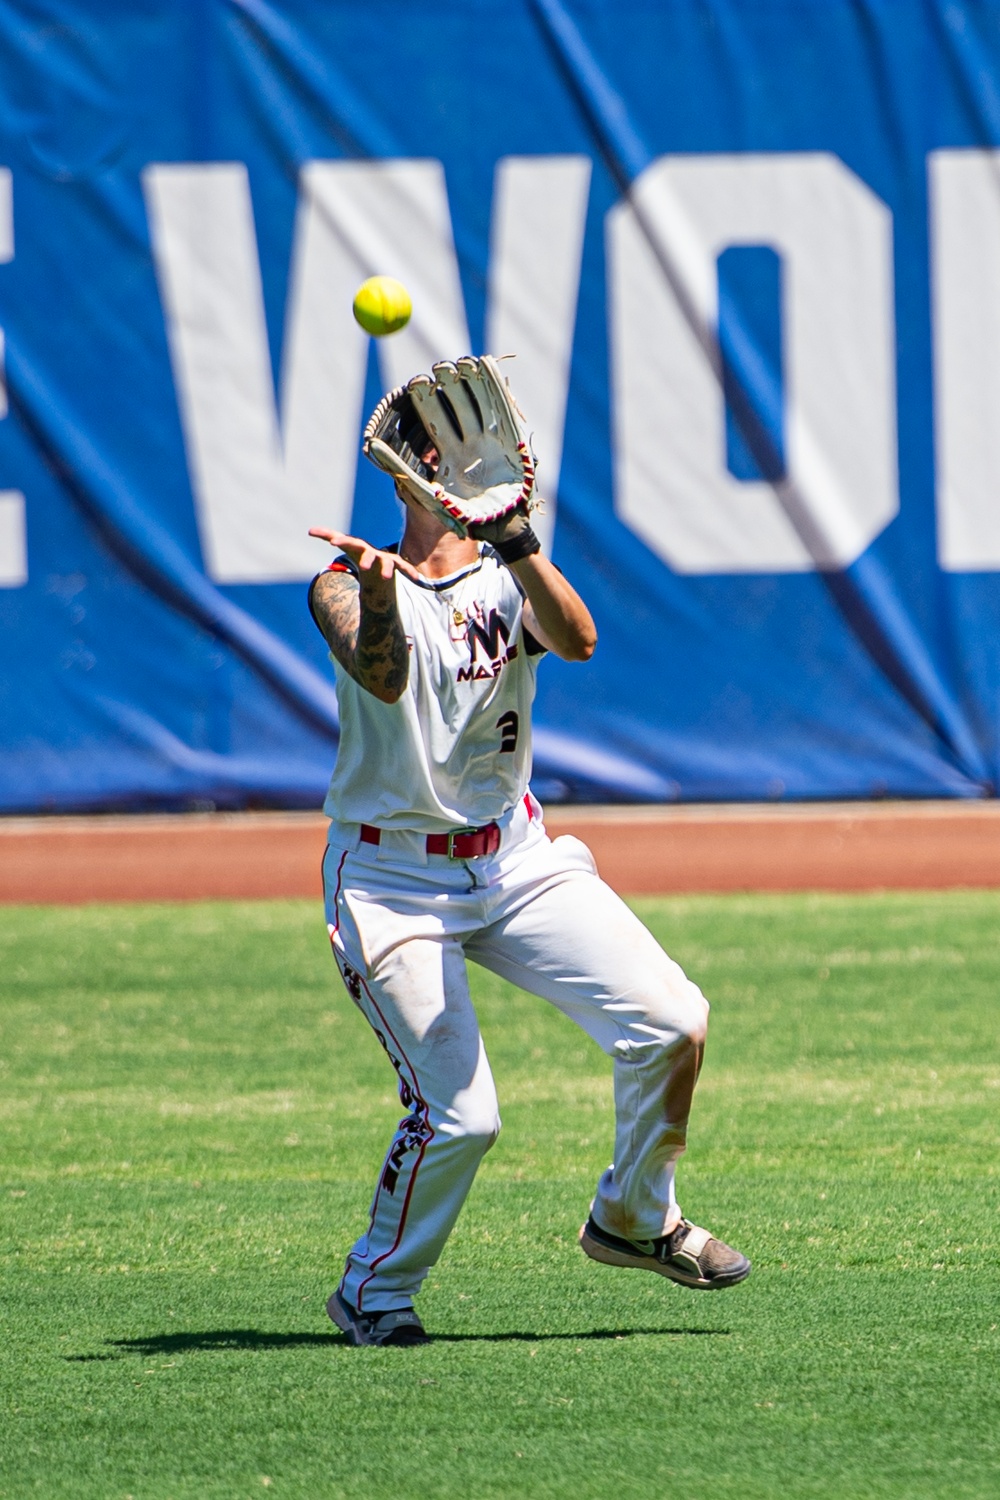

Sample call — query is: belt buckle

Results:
[447,826,478,858]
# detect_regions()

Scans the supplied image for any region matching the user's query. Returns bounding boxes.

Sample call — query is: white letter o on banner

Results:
[607,152,898,574]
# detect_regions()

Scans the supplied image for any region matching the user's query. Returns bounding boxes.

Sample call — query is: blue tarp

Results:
[3,0,1000,810]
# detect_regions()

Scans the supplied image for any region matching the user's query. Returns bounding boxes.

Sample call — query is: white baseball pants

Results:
[323,797,709,1314]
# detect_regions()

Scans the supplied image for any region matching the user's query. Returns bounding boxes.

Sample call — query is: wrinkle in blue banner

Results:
[2,0,1000,811]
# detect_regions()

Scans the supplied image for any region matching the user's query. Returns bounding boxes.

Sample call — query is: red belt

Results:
[360,794,532,860]
[360,821,501,859]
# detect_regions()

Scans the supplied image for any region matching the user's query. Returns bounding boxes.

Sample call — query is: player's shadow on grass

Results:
[65,1325,729,1360]
[433,1327,729,1343]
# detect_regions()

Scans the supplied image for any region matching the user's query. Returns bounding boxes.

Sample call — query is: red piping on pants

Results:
[341,969,434,1313]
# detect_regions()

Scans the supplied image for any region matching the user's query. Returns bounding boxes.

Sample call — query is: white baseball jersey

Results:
[319,545,544,832]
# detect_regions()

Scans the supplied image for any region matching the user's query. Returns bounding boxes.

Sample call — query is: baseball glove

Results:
[362,355,540,561]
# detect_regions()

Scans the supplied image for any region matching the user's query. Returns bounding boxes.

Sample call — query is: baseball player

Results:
[308,357,750,1347]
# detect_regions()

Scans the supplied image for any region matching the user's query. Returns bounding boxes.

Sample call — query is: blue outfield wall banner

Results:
[5,0,1000,811]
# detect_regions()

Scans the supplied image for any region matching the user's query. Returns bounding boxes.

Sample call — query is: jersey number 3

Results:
[496,711,519,753]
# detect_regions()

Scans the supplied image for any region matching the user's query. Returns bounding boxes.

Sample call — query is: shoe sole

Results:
[579,1223,751,1290]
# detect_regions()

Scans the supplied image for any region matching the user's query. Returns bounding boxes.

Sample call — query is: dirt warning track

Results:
[2,800,1000,904]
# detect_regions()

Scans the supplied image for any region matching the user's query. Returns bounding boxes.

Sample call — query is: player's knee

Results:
[448,1091,502,1153]
[643,979,709,1052]
[452,1119,501,1164]
[682,987,709,1049]
[465,1108,502,1153]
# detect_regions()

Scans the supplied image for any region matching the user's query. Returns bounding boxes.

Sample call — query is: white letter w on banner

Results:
[143,157,589,583]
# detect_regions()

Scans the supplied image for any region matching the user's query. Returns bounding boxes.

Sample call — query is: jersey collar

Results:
[388,542,489,593]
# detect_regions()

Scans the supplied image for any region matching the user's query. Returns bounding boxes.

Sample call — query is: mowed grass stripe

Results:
[0,893,998,1499]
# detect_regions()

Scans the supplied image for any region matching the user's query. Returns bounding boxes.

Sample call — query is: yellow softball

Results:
[352,275,413,337]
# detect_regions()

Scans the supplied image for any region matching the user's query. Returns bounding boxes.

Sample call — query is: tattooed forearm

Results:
[355,592,410,701]
[310,569,410,703]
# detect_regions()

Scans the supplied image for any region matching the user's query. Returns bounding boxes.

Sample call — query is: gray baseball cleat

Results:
[326,1289,430,1346]
[579,1215,751,1290]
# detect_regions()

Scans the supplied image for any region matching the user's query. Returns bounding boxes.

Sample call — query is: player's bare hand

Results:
[308,528,422,585]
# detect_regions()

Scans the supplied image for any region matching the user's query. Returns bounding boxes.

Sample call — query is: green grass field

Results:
[1,891,998,1499]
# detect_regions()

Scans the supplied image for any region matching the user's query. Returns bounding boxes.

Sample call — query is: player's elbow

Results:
[564,626,597,663]
[357,664,409,703]
[358,672,407,704]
